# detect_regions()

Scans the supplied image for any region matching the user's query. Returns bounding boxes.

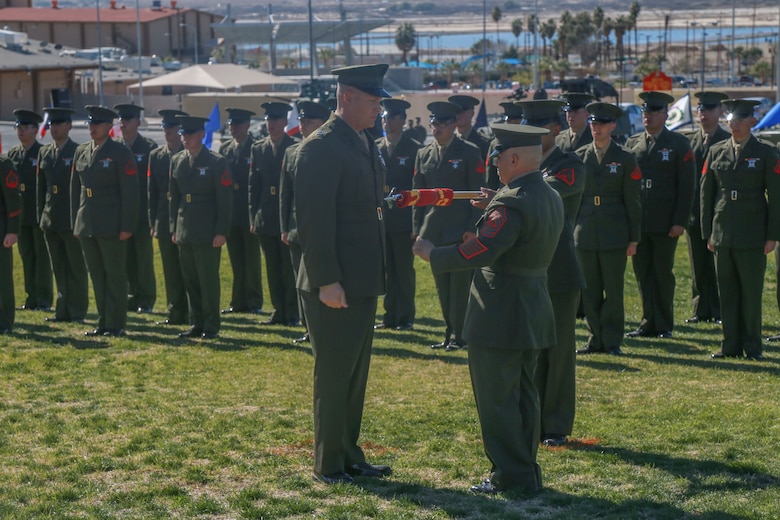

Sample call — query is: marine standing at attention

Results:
[0,156,21,334]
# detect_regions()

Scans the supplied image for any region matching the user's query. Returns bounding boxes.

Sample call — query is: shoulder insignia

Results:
[458,237,488,260]
[220,169,232,187]
[702,160,708,176]
[124,159,137,176]
[554,168,575,186]
[5,169,19,189]
[630,166,642,181]
[480,207,507,239]
[774,160,780,174]
[683,149,694,163]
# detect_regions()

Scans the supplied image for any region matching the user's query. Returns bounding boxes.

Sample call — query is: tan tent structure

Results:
[127,64,298,94]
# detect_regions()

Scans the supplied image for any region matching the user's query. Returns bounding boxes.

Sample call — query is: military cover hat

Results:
[561,93,595,111]
[260,102,291,119]
[638,91,674,111]
[427,101,461,123]
[516,100,565,126]
[586,102,623,123]
[723,98,760,121]
[382,98,411,117]
[175,115,210,134]
[85,105,118,124]
[488,123,549,158]
[42,107,75,123]
[296,100,330,121]
[158,109,188,128]
[499,101,524,121]
[694,91,728,110]
[225,107,256,124]
[331,64,391,98]
[448,95,480,111]
[13,109,43,125]
[113,103,144,119]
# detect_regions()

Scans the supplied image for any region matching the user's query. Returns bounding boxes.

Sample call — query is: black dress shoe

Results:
[766,333,780,342]
[542,434,567,447]
[606,347,624,356]
[17,304,36,311]
[178,327,203,338]
[102,329,126,337]
[261,318,285,325]
[576,345,604,354]
[293,333,310,344]
[469,479,500,495]
[711,351,740,359]
[345,461,392,478]
[373,323,389,329]
[136,307,153,314]
[84,328,106,336]
[395,322,414,331]
[201,331,219,339]
[656,330,673,339]
[685,316,701,324]
[221,307,237,314]
[431,340,449,349]
[445,340,466,352]
[746,353,765,361]
[248,308,264,315]
[285,320,300,327]
[312,471,354,485]
[45,316,66,322]
[0,328,11,334]
[626,327,655,338]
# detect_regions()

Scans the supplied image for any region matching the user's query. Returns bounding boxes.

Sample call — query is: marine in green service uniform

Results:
[485,101,524,190]
[8,109,52,311]
[684,91,729,324]
[250,102,299,325]
[701,99,780,360]
[413,101,485,350]
[0,156,21,334]
[71,105,139,337]
[220,107,264,315]
[518,99,586,447]
[148,109,189,326]
[36,107,88,323]
[169,115,233,339]
[414,123,564,495]
[280,100,331,344]
[375,98,421,330]
[555,93,595,153]
[575,103,643,356]
[114,103,158,313]
[449,94,491,160]
[295,64,392,485]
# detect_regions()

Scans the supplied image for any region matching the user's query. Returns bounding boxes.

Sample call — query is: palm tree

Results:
[629,2,641,64]
[601,17,614,71]
[527,14,538,58]
[613,15,630,68]
[511,17,523,49]
[318,47,335,68]
[541,19,557,57]
[492,6,502,50]
[395,22,416,66]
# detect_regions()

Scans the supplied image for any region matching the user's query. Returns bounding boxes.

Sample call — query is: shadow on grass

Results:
[575,358,641,372]
[629,351,780,374]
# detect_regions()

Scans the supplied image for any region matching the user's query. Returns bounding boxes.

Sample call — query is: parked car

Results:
[619,102,645,135]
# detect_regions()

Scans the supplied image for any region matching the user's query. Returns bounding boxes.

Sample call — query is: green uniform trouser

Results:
[80,236,128,330]
[535,289,578,437]
[579,248,628,350]
[226,226,263,311]
[469,345,543,492]
[432,268,471,344]
[157,235,188,324]
[302,291,376,476]
[44,229,88,321]
[259,234,298,323]
[382,231,416,327]
[18,223,53,309]
[715,246,765,357]
[632,232,679,332]
[126,227,156,310]
[288,242,306,331]
[0,246,14,331]
[179,243,222,334]
[686,224,720,321]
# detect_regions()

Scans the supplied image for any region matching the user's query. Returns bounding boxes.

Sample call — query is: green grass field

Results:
[1,241,778,519]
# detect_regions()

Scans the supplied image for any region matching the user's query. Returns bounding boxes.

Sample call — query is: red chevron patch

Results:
[458,237,488,259]
[555,168,575,186]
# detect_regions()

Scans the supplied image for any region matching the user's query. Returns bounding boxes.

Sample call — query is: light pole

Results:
[180,23,198,65]
[691,21,717,91]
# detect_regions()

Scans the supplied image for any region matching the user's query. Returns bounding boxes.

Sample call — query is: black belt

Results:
[82,186,116,198]
[719,189,764,201]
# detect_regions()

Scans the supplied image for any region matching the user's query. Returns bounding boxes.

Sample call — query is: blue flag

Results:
[203,102,221,149]
[475,98,488,129]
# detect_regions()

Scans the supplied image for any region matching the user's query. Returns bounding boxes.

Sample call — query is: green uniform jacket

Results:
[460,127,491,161]
[116,134,157,230]
[249,134,298,235]
[556,126,593,153]
[70,139,139,237]
[484,138,501,190]
[430,171,564,349]
[148,144,182,235]
[413,136,484,245]
[279,142,301,244]
[574,141,643,250]
[687,126,731,228]
[625,128,696,233]
[542,146,586,292]
[220,136,255,229]
[701,136,780,247]
[37,138,78,232]
[377,133,421,233]
[1,157,22,235]
[294,113,386,297]
[169,147,233,245]
[7,142,42,227]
